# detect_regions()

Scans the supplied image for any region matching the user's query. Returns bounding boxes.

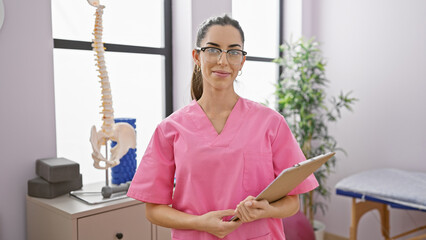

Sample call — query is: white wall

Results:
[172,0,193,110]
[284,0,302,42]
[0,0,56,239]
[302,0,426,238]
[173,0,232,110]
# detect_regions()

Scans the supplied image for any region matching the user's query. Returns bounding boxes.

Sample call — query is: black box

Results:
[36,157,80,183]
[28,174,83,199]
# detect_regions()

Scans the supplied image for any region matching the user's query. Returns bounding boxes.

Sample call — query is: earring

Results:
[196,65,201,71]
[238,70,243,76]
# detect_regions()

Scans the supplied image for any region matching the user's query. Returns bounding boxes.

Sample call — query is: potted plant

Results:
[273,37,357,238]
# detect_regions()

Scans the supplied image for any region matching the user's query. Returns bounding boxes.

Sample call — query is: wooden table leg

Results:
[350,198,390,240]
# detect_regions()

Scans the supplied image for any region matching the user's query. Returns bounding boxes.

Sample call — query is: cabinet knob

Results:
[116,233,123,239]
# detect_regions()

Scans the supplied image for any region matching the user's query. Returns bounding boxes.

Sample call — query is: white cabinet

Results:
[26,183,171,240]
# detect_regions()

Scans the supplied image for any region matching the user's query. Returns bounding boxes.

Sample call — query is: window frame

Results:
[53,0,173,117]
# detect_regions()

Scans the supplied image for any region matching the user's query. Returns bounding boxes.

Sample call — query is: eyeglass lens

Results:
[204,48,244,65]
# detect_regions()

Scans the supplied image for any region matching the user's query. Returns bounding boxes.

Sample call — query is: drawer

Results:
[78,203,151,240]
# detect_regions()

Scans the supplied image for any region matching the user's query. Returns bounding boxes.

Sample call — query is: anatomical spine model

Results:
[88,0,136,169]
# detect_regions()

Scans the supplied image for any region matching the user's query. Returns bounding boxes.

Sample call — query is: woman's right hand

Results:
[196,209,242,239]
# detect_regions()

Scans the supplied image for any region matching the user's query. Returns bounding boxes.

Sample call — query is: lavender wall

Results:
[302,0,426,238]
[0,0,56,239]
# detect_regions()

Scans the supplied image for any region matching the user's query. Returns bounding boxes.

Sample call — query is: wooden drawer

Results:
[78,204,151,240]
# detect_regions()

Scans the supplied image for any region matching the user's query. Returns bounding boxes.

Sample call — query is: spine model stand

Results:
[88,0,136,171]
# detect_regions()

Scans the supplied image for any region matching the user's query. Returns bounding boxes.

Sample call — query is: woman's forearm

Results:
[268,194,300,219]
[145,203,199,230]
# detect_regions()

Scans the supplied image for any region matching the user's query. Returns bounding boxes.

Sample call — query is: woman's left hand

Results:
[233,196,271,223]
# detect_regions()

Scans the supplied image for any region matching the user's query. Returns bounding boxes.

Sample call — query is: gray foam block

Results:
[36,157,80,183]
[28,174,83,199]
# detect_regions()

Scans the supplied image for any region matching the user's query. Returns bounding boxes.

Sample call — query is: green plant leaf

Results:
[271,36,357,219]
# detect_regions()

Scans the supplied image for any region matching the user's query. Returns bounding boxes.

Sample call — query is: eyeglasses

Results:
[196,47,247,65]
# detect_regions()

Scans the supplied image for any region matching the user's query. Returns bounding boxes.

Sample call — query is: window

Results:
[51,0,172,184]
[232,0,282,108]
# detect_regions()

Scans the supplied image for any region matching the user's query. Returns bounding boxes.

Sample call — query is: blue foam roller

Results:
[111,118,137,184]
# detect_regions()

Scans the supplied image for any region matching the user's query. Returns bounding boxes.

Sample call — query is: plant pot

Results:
[314,220,326,240]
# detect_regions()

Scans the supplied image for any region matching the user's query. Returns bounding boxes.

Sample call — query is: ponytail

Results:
[191,64,203,100]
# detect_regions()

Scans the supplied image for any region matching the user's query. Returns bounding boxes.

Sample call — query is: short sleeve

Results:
[127,125,175,204]
[271,117,318,195]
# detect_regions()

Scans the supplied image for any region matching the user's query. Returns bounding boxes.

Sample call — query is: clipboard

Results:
[230,152,335,221]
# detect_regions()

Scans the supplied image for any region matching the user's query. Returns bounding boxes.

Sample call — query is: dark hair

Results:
[191,14,245,100]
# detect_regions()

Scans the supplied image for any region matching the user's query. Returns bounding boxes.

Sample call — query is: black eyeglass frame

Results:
[195,47,248,57]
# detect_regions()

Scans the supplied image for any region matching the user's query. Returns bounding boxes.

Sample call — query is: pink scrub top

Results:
[127,97,318,240]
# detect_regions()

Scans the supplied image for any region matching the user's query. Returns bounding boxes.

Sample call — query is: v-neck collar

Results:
[189,97,250,147]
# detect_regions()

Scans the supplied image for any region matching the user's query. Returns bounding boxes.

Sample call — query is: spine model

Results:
[93,5,114,139]
[88,0,136,170]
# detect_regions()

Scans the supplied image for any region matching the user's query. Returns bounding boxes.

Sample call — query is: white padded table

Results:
[335,168,426,240]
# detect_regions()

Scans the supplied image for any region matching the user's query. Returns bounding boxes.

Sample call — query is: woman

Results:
[127,14,318,239]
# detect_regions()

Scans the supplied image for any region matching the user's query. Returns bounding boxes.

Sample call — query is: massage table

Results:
[335,168,426,240]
